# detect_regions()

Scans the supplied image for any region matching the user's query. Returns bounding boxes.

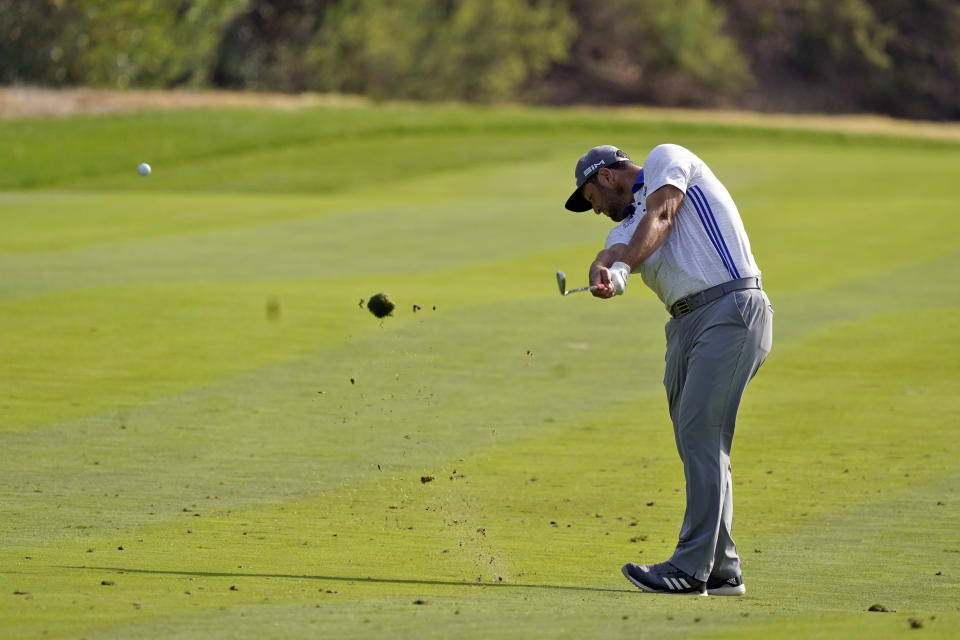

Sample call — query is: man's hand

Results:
[589,245,627,298]
[590,264,616,298]
[591,279,614,298]
[608,261,631,295]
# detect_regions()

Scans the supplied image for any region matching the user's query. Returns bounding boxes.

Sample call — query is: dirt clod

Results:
[230,585,239,591]
[421,475,435,483]
[265,297,280,321]
[868,604,890,612]
[909,618,924,629]
[413,599,427,605]
[101,580,115,586]
[367,292,395,318]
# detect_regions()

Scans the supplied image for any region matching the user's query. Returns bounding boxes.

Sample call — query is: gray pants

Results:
[663,288,773,582]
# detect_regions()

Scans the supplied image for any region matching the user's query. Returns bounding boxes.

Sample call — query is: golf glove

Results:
[608,261,631,295]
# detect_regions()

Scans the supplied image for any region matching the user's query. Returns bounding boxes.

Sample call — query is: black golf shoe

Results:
[621,561,707,596]
[706,574,746,596]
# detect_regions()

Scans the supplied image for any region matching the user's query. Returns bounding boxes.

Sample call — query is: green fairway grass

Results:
[1,101,958,639]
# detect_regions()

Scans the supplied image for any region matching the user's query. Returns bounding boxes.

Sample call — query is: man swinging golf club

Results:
[563,144,773,596]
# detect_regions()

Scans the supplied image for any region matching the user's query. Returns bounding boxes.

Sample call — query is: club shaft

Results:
[565,284,597,295]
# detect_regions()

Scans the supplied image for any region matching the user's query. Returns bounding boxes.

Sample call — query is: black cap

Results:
[564,145,631,211]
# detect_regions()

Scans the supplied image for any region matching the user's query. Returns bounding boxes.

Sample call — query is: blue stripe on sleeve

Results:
[690,186,740,279]
[687,186,736,279]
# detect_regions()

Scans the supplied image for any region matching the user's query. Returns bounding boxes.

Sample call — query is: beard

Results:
[604,184,635,222]
[608,205,632,223]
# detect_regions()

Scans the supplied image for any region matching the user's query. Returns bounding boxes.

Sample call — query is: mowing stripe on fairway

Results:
[1,103,957,640]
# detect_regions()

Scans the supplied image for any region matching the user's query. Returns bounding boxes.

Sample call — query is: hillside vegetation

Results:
[2,0,958,119]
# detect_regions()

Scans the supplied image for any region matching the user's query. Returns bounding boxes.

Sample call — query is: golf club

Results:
[556,270,601,296]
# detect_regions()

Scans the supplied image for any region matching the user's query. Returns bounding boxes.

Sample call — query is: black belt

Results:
[669,276,762,318]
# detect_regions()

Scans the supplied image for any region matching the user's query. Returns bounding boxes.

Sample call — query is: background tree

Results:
[1,0,958,120]
[531,0,751,106]
[0,1,76,84]
[216,0,575,101]
[1,0,247,89]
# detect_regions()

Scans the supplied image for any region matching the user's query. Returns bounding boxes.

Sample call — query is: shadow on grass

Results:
[62,565,637,594]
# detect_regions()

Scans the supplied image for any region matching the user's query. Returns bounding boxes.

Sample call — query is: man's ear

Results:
[595,167,612,188]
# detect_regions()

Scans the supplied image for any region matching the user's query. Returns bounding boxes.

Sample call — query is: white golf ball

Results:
[137,162,151,177]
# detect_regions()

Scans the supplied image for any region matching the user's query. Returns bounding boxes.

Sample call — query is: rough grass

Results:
[0,100,958,639]
[5,87,960,142]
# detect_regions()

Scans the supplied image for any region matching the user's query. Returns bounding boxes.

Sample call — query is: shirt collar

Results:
[620,169,645,221]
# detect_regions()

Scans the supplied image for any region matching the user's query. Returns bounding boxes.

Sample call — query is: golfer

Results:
[564,144,772,596]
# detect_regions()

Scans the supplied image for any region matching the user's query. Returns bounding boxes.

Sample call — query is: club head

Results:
[556,271,567,296]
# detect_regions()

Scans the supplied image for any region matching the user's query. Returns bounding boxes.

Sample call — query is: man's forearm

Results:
[619,185,684,270]
[619,211,672,269]
[590,246,626,282]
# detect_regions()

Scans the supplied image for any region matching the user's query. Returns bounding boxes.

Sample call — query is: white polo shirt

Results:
[605,144,761,309]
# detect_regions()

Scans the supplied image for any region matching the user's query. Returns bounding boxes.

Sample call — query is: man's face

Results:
[582,170,633,223]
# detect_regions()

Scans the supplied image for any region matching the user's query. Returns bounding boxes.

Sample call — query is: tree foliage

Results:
[1,0,246,87]
[724,0,960,119]
[0,1,68,84]
[214,0,574,101]
[1,0,958,119]
[548,0,750,106]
